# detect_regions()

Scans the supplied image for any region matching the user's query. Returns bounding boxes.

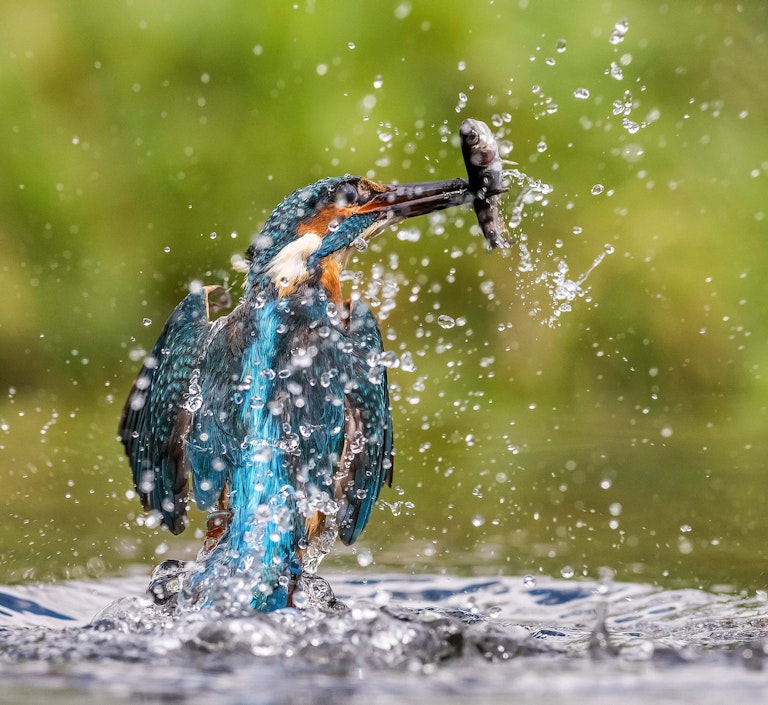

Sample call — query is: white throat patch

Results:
[265,233,323,292]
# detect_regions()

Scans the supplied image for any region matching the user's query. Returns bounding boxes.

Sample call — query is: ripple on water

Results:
[1,574,768,704]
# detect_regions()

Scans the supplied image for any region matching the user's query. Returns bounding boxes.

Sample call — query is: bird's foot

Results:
[146,510,234,607]
[197,508,234,561]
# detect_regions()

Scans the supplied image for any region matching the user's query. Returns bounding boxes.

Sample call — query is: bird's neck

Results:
[318,258,343,305]
[245,255,344,307]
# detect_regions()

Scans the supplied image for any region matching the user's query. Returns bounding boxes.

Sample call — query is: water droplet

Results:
[471,514,485,528]
[556,38,567,53]
[142,318,152,326]
[352,236,368,252]
[609,18,630,45]
[356,548,373,567]
[536,140,548,153]
[437,315,456,329]
[660,425,673,438]
[560,565,575,579]
[400,351,416,372]
[347,42,356,50]
[573,87,590,100]
[379,351,400,368]
[591,184,605,195]
[394,1,411,20]
[523,574,537,587]
[623,118,642,135]
[620,143,644,161]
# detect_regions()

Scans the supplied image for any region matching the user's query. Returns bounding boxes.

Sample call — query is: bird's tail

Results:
[179,456,301,613]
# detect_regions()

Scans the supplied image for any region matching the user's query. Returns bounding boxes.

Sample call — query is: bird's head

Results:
[241,175,471,297]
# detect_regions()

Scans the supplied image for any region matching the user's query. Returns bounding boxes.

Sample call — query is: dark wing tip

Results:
[119,289,215,535]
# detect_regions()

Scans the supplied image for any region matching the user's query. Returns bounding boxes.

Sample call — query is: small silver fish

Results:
[460,118,510,249]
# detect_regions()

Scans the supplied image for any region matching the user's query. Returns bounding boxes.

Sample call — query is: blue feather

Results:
[122,177,404,612]
[336,301,393,544]
[119,288,213,533]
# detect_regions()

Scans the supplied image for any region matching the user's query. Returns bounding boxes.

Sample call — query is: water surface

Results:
[2,572,768,704]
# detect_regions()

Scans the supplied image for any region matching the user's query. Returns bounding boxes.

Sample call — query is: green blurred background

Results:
[1,1,767,592]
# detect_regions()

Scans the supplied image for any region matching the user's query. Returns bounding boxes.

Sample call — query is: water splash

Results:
[533,244,613,327]
[355,118,607,336]
[503,168,554,229]
[2,573,768,705]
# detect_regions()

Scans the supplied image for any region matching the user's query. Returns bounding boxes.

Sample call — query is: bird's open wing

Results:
[336,301,394,545]
[184,306,249,511]
[119,287,228,534]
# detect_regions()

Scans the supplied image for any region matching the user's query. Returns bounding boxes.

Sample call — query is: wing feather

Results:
[118,287,226,534]
[185,306,249,510]
[336,301,394,545]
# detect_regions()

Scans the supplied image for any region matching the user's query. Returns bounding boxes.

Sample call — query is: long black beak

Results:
[360,178,475,219]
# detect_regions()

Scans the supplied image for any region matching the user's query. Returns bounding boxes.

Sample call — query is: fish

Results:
[460,118,510,250]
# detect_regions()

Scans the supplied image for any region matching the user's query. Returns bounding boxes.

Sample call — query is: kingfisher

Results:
[119,172,498,613]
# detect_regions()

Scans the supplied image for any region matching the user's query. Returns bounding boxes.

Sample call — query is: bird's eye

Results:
[334,183,359,208]
[464,129,479,146]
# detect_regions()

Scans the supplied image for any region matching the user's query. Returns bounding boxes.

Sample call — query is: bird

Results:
[119,174,480,612]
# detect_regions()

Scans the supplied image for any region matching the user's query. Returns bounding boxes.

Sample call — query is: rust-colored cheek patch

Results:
[297,205,356,236]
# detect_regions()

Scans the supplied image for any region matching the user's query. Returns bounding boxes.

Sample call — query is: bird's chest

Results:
[239,294,350,445]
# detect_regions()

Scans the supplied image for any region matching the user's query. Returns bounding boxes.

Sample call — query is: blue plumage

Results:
[119,285,229,533]
[120,174,474,611]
